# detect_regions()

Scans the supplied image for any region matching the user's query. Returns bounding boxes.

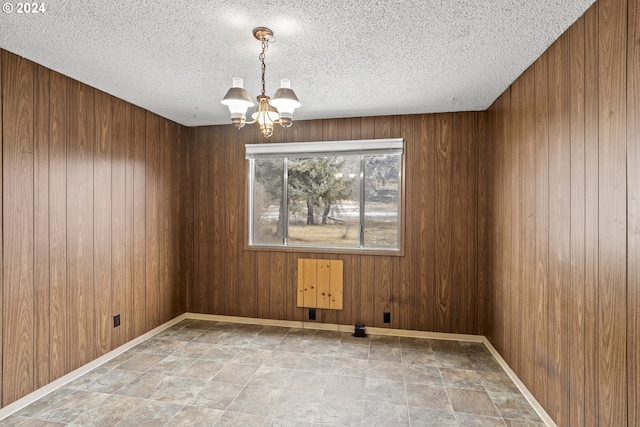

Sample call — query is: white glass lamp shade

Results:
[270,79,301,128]
[221,78,254,128]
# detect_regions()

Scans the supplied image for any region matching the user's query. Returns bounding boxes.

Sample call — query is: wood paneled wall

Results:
[483,0,639,424]
[188,112,485,334]
[0,50,188,407]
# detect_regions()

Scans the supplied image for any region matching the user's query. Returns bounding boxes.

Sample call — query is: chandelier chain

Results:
[259,39,268,96]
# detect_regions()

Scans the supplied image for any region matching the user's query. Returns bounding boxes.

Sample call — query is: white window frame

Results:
[246,138,404,252]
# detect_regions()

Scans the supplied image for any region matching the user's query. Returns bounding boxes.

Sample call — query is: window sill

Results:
[244,244,405,257]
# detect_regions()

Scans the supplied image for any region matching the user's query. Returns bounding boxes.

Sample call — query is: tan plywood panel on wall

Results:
[329,260,344,310]
[297,259,343,310]
[297,258,304,307]
[297,258,316,308]
[317,260,332,309]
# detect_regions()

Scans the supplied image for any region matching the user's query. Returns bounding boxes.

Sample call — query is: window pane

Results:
[287,156,360,247]
[364,154,401,248]
[252,158,284,245]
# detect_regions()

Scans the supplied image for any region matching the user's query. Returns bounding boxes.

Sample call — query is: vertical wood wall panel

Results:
[111,97,128,348]
[414,114,436,331]
[0,50,3,406]
[193,128,208,313]
[132,106,147,337]
[256,253,271,319]
[489,91,511,360]
[451,113,471,333]
[597,0,627,425]
[569,17,586,427]
[67,78,95,370]
[269,253,287,318]
[211,125,224,315]
[48,70,68,380]
[235,134,254,319]
[395,116,412,330]
[510,76,523,376]
[33,63,51,389]
[123,101,135,342]
[547,34,571,425]
[374,256,391,325]
[628,1,640,425]
[157,119,171,323]
[435,114,453,332]
[144,112,159,329]
[224,125,240,316]
[2,51,35,406]
[0,50,186,407]
[489,93,503,356]
[476,111,491,338]
[94,89,112,356]
[460,113,477,334]
[521,67,536,391]
[536,47,549,412]
[171,123,186,318]
[583,5,600,425]
[177,126,191,318]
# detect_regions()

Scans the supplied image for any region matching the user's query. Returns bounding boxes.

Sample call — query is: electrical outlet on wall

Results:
[383,312,391,323]
[309,308,316,320]
[114,314,121,328]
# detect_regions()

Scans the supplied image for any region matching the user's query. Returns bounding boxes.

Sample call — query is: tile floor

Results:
[3,319,545,426]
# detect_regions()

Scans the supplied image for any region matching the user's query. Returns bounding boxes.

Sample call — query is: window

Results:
[246,138,403,252]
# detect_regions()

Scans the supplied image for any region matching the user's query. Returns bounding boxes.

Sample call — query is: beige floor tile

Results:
[166,405,224,427]
[408,407,458,426]
[362,400,409,426]
[405,383,452,411]
[364,378,406,406]
[448,387,501,417]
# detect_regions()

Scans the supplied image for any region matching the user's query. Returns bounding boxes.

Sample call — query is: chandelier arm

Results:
[266,109,281,123]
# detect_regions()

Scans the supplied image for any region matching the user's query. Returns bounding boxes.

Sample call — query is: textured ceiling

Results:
[1,0,595,127]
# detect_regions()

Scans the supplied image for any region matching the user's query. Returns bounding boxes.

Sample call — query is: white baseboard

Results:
[0,312,555,426]
[482,338,557,427]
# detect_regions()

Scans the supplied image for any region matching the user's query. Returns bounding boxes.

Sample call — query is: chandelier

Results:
[221,27,301,138]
